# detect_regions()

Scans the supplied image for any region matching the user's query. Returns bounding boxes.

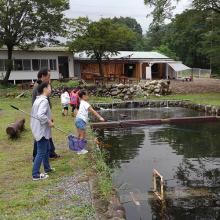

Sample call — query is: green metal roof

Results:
[0,46,69,52]
[74,51,171,60]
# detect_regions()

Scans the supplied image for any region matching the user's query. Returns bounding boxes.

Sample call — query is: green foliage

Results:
[144,0,219,26]
[145,9,220,74]
[154,44,179,60]
[0,0,69,83]
[193,0,220,14]
[51,80,79,89]
[112,17,144,50]
[68,18,137,76]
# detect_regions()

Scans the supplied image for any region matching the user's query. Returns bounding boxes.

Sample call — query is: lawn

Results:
[0,96,98,219]
[147,93,220,106]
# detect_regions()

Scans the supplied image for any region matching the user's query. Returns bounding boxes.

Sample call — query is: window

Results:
[32,59,40,71]
[40,59,48,69]
[23,59,31,70]
[50,59,57,71]
[0,59,5,71]
[14,60,23,70]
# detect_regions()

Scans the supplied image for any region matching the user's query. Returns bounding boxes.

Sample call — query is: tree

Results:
[0,0,69,84]
[112,17,143,50]
[193,0,220,14]
[68,18,136,77]
[144,0,175,26]
[154,44,179,60]
[144,0,219,26]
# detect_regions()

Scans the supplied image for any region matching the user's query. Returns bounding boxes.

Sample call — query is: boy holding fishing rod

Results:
[31,82,55,180]
[75,90,105,154]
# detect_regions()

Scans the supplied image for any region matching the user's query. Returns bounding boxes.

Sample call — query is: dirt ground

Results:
[170,78,220,94]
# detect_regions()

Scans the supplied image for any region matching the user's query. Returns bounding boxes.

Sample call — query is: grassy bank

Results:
[0,96,112,219]
[147,93,220,106]
[90,93,220,107]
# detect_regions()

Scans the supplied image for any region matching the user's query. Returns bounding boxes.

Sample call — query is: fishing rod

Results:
[10,105,70,135]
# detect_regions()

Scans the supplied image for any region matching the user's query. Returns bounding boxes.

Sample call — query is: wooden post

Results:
[139,62,143,81]
[6,118,25,138]
[152,169,165,200]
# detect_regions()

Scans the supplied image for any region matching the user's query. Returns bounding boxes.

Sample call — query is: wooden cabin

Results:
[74,51,191,82]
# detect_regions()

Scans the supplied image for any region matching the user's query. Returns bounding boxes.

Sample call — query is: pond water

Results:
[95,108,220,220]
[91,107,206,122]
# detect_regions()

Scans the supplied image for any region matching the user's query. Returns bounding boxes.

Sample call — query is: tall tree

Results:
[144,0,219,26]
[68,18,136,77]
[0,0,69,84]
[112,17,143,50]
[193,0,220,14]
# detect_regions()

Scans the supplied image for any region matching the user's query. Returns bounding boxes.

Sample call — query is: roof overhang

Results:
[168,62,191,72]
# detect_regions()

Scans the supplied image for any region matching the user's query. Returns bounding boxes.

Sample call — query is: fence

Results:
[177,68,211,79]
[192,68,211,78]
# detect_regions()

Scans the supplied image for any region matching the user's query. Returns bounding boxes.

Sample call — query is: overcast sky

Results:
[65,0,192,33]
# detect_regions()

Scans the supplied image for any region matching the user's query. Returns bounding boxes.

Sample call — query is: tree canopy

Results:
[68,18,137,76]
[143,9,220,73]
[0,0,69,84]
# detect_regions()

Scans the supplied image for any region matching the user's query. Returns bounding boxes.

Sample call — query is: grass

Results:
[0,96,97,219]
[146,93,220,106]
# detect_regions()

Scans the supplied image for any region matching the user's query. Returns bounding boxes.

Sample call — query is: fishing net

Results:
[68,135,87,152]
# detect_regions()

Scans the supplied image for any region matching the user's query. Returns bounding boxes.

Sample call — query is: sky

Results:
[65,0,192,33]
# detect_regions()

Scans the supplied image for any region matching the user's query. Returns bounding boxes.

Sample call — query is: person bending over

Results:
[75,90,105,154]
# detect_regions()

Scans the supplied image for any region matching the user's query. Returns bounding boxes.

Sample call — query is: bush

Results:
[51,80,79,89]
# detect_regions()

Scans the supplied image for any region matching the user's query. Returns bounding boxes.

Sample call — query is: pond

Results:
[95,108,220,220]
[91,107,207,122]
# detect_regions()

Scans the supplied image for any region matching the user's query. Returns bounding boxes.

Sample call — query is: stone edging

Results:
[92,100,220,116]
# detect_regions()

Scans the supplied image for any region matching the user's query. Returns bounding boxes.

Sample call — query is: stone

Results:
[117,83,125,89]
[130,87,134,93]
[111,91,118,96]
[123,95,129,100]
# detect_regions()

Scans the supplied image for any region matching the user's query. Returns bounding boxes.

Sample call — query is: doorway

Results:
[58,56,69,79]
[124,64,136,77]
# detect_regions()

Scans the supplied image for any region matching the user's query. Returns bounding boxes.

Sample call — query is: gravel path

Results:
[43,173,95,220]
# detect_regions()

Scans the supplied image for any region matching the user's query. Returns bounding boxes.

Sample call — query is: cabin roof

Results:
[74,51,171,60]
[0,46,69,52]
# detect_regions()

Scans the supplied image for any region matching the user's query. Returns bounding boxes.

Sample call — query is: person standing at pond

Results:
[32,68,60,161]
[75,90,105,154]
[31,82,55,180]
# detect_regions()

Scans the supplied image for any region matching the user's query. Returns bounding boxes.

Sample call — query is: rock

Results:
[111,91,118,96]
[130,87,134,93]
[123,95,129,100]
[117,83,125,89]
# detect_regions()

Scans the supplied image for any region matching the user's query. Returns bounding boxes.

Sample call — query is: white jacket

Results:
[61,91,70,105]
[31,95,52,141]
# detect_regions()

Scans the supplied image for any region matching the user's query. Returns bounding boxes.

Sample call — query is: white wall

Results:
[0,50,74,81]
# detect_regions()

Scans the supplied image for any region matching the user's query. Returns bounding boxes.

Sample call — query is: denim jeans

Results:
[32,137,51,177]
[33,138,56,159]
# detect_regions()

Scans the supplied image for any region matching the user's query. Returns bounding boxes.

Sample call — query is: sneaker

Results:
[33,173,49,181]
[45,168,55,174]
[77,149,88,155]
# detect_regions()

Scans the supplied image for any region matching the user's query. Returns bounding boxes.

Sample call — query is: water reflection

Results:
[91,107,206,122]
[97,120,220,220]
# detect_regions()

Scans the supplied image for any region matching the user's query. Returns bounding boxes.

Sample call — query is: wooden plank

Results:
[91,116,220,129]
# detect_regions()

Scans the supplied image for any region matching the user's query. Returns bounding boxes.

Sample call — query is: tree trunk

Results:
[2,45,13,84]
[6,118,25,138]
[98,58,104,77]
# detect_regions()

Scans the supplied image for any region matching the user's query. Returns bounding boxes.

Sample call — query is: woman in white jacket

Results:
[61,87,70,116]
